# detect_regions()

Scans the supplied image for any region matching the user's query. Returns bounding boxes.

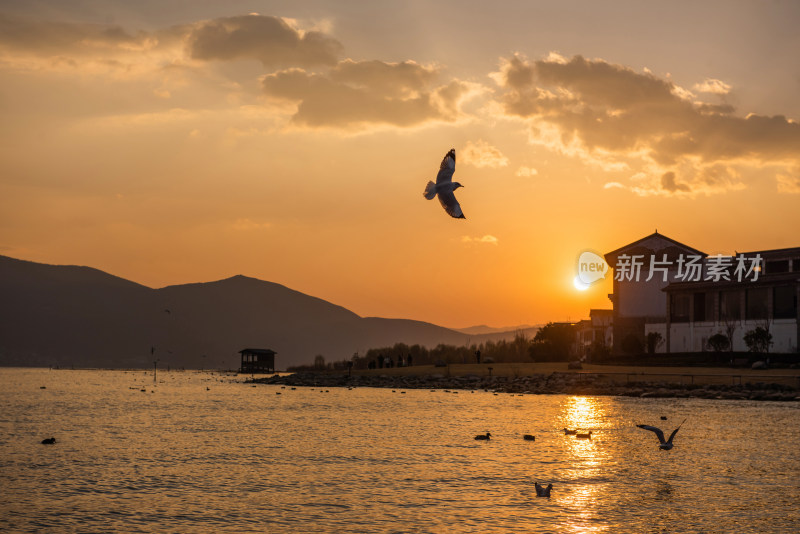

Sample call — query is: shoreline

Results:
[251,363,800,401]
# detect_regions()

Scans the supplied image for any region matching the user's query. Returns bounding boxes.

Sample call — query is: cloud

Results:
[462,140,509,168]
[492,53,800,196]
[262,60,476,128]
[462,235,499,245]
[0,13,481,132]
[776,172,800,193]
[603,182,624,189]
[516,166,538,177]
[0,14,154,55]
[188,15,342,67]
[694,78,732,95]
[660,171,690,193]
[0,14,340,71]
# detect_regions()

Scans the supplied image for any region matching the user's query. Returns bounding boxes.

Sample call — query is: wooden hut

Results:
[239,348,276,373]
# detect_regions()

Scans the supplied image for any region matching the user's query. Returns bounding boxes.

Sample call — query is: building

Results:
[575,309,614,359]
[604,232,707,353]
[655,247,800,353]
[239,348,276,373]
[600,232,799,354]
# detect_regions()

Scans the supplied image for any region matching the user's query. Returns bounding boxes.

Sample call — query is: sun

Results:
[573,276,590,291]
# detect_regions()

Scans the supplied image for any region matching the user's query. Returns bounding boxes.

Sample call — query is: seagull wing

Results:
[436,149,456,184]
[438,189,465,219]
[637,424,666,444]
[667,419,686,444]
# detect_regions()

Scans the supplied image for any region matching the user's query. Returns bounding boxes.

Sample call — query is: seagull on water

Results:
[535,482,553,497]
[423,148,466,219]
[637,419,686,450]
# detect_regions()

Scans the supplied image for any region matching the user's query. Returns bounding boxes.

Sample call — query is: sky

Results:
[1,0,799,329]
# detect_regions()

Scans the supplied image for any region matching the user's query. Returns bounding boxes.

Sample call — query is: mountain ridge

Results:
[0,254,526,369]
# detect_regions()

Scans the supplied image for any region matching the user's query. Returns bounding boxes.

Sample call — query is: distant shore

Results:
[250,363,800,401]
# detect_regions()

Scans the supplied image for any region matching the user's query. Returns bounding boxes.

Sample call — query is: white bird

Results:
[423,148,466,219]
[535,482,553,497]
[636,419,686,450]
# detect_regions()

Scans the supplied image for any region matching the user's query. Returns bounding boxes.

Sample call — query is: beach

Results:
[254,363,800,401]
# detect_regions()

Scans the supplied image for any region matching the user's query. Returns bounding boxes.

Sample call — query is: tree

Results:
[707,333,730,352]
[313,354,326,369]
[743,326,773,353]
[723,317,739,352]
[646,332,664,354]
[531,322,575,361]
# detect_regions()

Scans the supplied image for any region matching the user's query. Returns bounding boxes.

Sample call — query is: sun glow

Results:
[559,396,611,533]
[573,276,590,291]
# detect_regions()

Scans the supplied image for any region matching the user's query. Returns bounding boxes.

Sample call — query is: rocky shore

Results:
[250,371,800,402]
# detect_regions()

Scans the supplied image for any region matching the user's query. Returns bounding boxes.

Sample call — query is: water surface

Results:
[1,368,798,533]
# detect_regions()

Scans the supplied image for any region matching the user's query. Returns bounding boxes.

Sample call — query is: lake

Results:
[1,368,799,533]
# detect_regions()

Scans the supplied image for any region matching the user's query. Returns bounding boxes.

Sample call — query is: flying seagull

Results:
[423,148,466,219]
[636,419,686,450]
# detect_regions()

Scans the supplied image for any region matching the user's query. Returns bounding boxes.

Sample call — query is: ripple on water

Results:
[1,368,799,533]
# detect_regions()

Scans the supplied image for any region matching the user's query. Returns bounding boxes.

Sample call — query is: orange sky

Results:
[1,1,799,329]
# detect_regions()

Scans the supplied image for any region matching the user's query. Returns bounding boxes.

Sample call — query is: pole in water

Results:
[153,360,157,384]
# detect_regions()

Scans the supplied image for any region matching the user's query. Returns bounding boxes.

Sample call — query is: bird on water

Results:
[535,482,553,497]
[41,437,56,444]
[523,434,535,441]
[474,432,491,440]
[636,419,686,450]
[423,148,466,219]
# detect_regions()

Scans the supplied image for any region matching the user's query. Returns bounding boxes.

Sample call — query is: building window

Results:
[692,292,714,322]
[693,292,705,322]
[765,260,789,274]
[670,293,690,322]
[773,285,797,319]
[746,287,768,320]
[719,290,741,321]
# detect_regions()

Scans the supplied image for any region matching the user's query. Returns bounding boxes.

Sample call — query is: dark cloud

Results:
[0,14,148,54]
[660,172,690,192]
[329,59,437,97]
[0,14,340,69]
[262,60,471,128]
[188,15,342,67]
[494,54,800,193]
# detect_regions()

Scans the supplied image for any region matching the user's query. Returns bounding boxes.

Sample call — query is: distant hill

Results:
[0,255,518,370]
[456,324,538,335]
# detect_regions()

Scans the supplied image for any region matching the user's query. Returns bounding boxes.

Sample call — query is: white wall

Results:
[647,319,797,353]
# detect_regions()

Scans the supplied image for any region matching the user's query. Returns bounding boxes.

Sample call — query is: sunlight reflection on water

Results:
[1,369,799,533]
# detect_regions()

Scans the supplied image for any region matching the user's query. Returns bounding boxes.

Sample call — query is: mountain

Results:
[455,324,538,335]
[0,255,479,369]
